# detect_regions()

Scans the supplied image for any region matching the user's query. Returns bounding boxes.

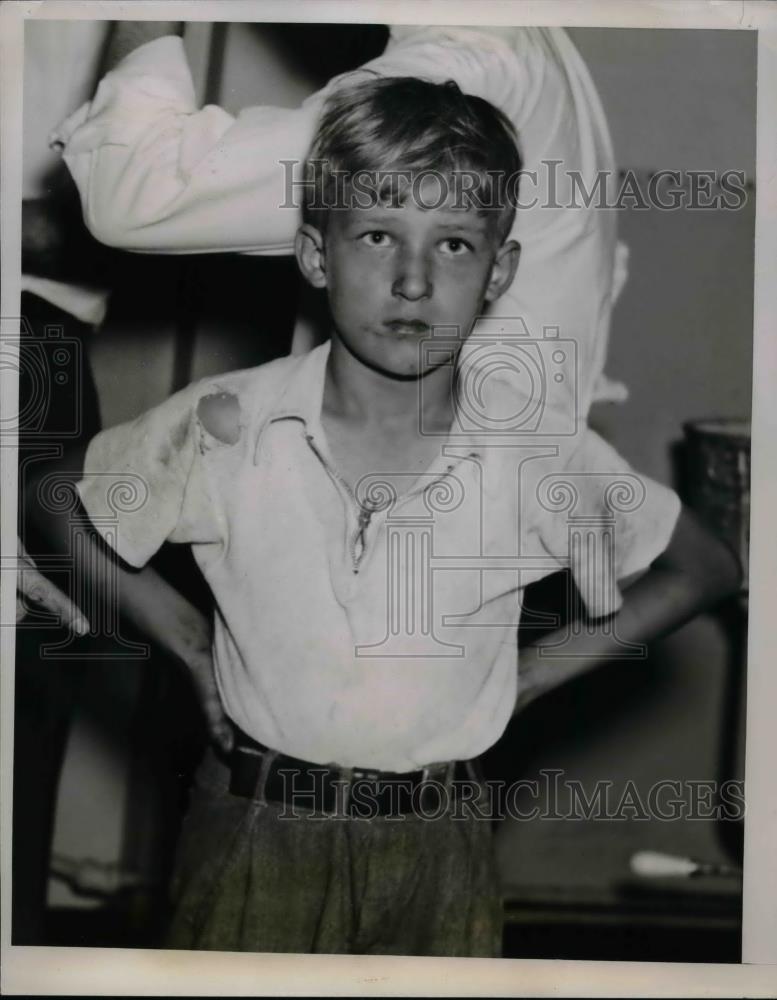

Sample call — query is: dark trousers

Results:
[165,748,503,957]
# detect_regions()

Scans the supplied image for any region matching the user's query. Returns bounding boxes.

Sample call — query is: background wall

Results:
[33,23,755,949]
[568,28,756,177]
[494,26,754,953]
[571,26,755,483]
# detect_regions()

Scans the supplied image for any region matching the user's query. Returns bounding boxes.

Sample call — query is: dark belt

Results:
[227,724,482,819]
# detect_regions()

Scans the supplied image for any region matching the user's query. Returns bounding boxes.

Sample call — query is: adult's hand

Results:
[15,536,90,635]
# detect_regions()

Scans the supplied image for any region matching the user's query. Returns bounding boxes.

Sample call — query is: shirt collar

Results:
[252,339,536,465]
[268,340,331,425]
[252,341,330,463]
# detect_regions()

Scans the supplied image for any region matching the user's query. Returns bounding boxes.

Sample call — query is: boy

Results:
[63,78,739,957]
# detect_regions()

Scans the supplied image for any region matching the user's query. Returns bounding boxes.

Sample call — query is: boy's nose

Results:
[392,255,432,301]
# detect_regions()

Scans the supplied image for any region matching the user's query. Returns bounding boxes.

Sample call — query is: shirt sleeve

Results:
[50,35,321,254]
[51,30,537,254]
[76,381,219,567]
[531,428,682,618]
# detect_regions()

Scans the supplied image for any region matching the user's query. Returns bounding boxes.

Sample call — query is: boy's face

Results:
[296,177,520,378]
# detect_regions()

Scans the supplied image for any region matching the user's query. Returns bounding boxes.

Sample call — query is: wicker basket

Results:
[683,418,750,591]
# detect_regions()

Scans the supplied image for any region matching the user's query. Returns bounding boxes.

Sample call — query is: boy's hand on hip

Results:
[513,506,742,717]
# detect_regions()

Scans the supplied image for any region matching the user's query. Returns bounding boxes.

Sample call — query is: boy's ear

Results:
[295,224,328,289]
[484,239,521,303]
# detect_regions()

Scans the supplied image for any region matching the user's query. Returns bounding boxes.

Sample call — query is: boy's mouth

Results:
[382,319,430,337]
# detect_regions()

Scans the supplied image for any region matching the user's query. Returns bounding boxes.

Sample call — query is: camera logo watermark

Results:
[420,319,578,438]
[1,317,83,443]
[350,317,646,662]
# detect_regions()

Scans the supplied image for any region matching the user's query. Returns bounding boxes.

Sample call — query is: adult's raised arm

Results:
[51,26,606,255]
[50,31,324,254]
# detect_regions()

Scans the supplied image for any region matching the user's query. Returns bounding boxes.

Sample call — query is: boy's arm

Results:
[514,505,742,712]
[25,447,233,751]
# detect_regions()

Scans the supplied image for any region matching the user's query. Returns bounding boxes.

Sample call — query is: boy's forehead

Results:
[333,191,495,234]
[314,168,510,239]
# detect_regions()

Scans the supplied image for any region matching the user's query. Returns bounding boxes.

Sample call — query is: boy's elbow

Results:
[655,506,743,605]
[698,533,743,603]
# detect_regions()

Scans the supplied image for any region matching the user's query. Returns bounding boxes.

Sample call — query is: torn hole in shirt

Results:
[197,391,242,448]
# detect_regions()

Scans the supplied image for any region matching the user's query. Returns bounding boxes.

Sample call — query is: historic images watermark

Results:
[280,160,750,213]
[272,766,746,822]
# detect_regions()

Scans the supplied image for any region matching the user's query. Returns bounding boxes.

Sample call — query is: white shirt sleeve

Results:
[51,35,319,255]
[531,428,682,618]
[77,379,221,567]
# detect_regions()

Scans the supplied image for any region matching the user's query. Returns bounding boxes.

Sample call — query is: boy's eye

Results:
[440,238,472,255]
[361,231,392,246]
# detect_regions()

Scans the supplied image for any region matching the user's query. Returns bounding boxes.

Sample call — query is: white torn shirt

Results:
[77,344,679,771]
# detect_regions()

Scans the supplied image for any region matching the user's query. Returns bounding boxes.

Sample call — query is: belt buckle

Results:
[419,762,455,815]
[347,767,381,818]
[230,744,276,804]
[352,768,380,782]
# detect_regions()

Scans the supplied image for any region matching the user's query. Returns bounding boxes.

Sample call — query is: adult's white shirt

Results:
[52,26,628,417]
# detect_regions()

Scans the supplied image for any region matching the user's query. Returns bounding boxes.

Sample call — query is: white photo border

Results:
[2,0,776,995]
